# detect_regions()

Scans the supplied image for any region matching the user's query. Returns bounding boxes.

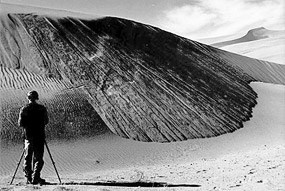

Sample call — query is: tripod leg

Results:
[10,148,25,185]
[44,141,61,184]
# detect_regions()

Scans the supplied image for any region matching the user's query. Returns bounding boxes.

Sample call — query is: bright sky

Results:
[2,0,285,40]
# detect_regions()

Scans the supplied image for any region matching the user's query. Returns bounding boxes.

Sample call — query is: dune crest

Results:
[1,7,285,142]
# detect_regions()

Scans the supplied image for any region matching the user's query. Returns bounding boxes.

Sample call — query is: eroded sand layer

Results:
[2,11,281,142]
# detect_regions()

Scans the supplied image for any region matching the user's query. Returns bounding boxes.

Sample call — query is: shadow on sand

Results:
[62,181,201,188]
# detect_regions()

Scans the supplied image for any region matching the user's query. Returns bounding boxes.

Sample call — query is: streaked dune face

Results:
[1,10,285,143]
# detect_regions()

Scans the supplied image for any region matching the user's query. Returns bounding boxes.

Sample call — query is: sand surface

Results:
[203,27,285,65]
[0,2,99,19]
[1,82,284,190]
[0,4,284,190]
[222,37,285,65]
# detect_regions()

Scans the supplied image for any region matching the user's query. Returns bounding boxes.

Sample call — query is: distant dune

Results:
[1,3,285,143]
[208,27,285,65]
[211,27,285,48]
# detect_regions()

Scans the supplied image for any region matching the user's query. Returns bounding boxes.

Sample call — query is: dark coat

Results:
[18,102,48,141]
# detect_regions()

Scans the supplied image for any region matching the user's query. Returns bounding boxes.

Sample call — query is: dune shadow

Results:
[63,181,201,188]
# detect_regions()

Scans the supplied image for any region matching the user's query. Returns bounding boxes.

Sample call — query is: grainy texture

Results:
[0,67,108,143]
[1,13,285,142]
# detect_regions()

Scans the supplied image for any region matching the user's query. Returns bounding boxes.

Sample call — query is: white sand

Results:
[64,82,285,191]
[0,4,284,190]
[202,27,285,65]
[222,37,285,65]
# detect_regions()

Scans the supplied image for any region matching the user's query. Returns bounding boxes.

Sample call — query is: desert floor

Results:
[0,82,284,191]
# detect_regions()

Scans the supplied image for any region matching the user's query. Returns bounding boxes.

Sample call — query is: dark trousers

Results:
[23,139,44,179]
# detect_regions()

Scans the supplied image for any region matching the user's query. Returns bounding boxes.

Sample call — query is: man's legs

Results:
[32,140,45,184]
[23,139,33,183]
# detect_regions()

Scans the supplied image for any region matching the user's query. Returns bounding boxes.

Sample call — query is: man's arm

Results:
[18,107,26,127]
[18,107,27,139]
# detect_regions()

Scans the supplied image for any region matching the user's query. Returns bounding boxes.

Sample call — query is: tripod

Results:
[10,140,61,184]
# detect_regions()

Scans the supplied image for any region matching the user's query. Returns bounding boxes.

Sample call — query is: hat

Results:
[27,91,39,100]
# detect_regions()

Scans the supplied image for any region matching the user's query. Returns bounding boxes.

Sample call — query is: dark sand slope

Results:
[1,8,285,143]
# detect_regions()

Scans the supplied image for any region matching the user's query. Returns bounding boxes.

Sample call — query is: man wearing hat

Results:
[18,91,49,184]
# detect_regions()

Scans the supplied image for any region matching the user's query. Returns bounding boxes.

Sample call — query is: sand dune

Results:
[1,82,284,190]
[211,27,285,48]
[0,2,97,19]
[0,3,285,190]
[221,37,285,65]
[1,8,285,142]
[206,27,285,65]
[217,49,285,84]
